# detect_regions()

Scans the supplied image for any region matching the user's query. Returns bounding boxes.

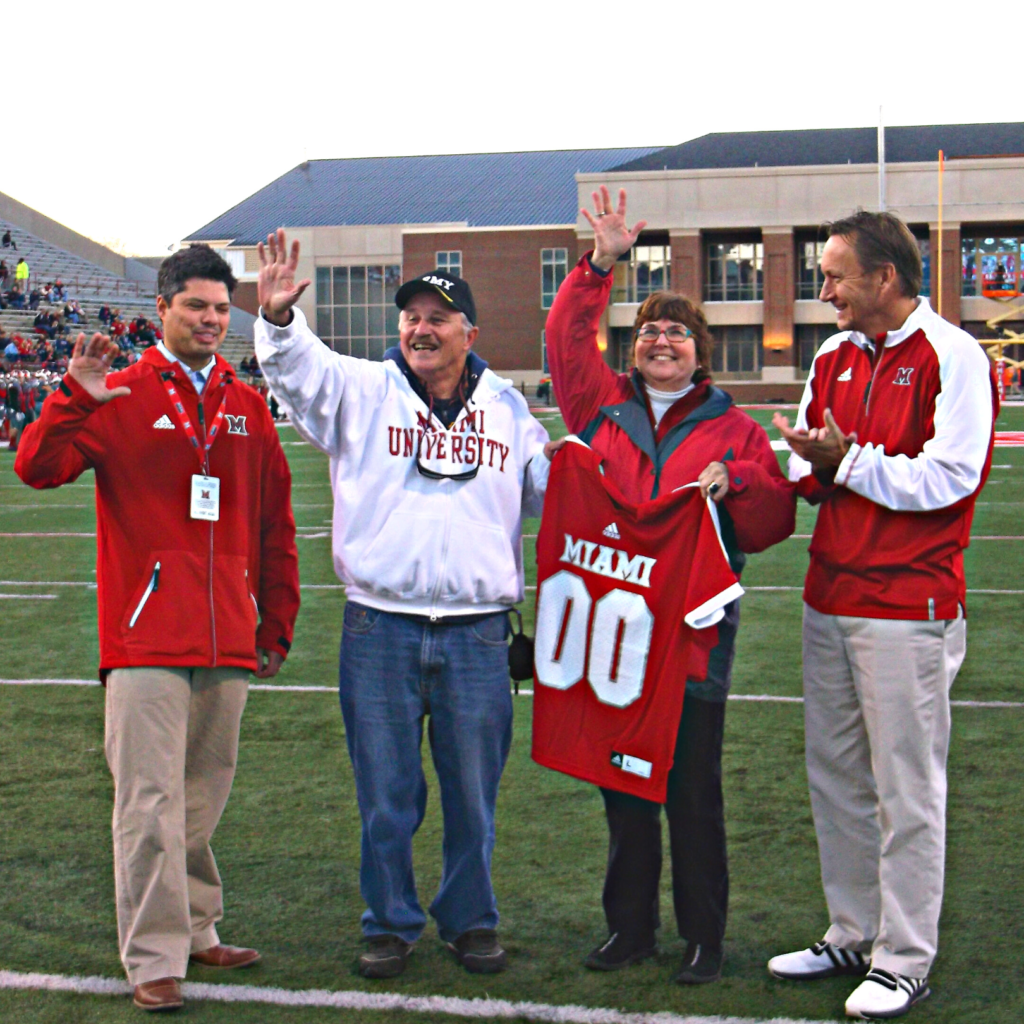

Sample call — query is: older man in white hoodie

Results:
[255,230,551,980]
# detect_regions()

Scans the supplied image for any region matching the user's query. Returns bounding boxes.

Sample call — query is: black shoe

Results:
[358,934,413,978]
[584,932,657,971]
[447,928,507,974]
[674,940,722,984]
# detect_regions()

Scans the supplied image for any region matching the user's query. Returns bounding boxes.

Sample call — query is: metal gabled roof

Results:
[185,146,663,245]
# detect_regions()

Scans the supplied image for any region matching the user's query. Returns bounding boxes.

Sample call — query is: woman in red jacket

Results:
[546,186,795,984]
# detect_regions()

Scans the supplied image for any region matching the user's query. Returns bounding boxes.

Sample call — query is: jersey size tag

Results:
[190,474,220,521]
[610,751,653,779]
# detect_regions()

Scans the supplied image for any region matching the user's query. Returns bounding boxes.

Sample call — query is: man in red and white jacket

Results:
[769,212,996,1020]
[15,245,299,1013]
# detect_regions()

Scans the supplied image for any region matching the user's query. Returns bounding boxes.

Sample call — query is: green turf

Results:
[1,408,1023,1023]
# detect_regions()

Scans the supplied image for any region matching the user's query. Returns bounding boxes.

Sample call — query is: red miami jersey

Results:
[531,439,743,801]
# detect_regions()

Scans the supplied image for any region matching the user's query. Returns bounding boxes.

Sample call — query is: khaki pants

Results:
[802,604,965,979]
[105,667,248,985]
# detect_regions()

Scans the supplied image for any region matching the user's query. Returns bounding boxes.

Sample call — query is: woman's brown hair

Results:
[631,292,714,386]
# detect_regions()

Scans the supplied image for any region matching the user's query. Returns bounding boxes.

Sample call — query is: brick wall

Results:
[403,228,577,371]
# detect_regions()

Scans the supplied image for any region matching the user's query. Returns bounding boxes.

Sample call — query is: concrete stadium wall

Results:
[0,189,127,277]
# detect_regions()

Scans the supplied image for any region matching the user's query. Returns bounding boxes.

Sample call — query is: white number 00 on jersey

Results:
[534,570,655,708]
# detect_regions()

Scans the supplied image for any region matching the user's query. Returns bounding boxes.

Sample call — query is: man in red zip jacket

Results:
[768,212,996,1020]
[15,244,300,1013]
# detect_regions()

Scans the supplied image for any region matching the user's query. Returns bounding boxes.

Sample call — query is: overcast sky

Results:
[2,0,1003,256]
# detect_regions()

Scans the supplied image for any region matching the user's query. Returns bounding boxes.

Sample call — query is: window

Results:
[916,236,930,298]
[541,248,569,309]
[541,329,548,373]
[315,264,401,360]
[609,327,634,372]
[797,239,826,300]
[436,250,462,278]
[705,241,764,301]
[961,235,1022,298]
[611,245,671,304]
[796,324,835,372]
[710,326,763,374]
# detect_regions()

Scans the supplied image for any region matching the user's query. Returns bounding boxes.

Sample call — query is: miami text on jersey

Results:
[560,534,658,588]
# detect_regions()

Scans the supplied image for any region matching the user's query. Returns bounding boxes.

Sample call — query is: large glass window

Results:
[611,245,671,304]
[541,248,569,309]
[916,236,930,298]
[796,324,836,372]
[709,326,763,374]
[797,239,826,300]
[315,264,401,359]
[961,235,1022,297]
[436,250,462,278]
[705,241,764,301]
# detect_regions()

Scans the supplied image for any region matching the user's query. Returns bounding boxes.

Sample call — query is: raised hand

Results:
[257,228,312,327]
[68,333,131,404]
[581,185,647,272]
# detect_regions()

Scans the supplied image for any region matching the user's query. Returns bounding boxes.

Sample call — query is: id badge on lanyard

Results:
[191,475,220,520]
[159,373,227,521]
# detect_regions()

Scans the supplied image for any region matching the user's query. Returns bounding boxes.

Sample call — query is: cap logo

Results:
[421,274,454,291]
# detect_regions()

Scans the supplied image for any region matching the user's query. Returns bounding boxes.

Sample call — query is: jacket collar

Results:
[141,346,235,391]
[849,296,932,351]
[384,347,505,407]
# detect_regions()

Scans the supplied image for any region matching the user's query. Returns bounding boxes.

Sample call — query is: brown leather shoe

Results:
[132,977,183,1011]
[189,943,261,969]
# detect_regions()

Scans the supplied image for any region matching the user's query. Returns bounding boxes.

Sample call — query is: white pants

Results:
[105,667,249,985]
[802,604,966,979]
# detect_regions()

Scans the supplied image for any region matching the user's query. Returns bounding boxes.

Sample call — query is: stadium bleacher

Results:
[0,218,255,367]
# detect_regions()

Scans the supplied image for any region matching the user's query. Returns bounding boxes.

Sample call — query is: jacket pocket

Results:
[349,510,446,600]
[121,550,208,660]
[441,519,519,605]
[212,554,260,662]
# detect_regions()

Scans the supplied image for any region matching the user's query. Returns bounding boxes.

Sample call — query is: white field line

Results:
[0,593,55,599]
[741,586,1024,595]
[1,679,1020,709]
[0,532,95,537]
[0,581,345,590]
[0,968,853,1023]
[1,579,1020,598]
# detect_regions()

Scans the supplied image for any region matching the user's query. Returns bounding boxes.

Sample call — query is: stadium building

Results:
[185,123,1024,401]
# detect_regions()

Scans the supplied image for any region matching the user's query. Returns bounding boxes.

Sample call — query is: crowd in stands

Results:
[0,265,70,310]
[2,305,165,374]
[1,368,59,450]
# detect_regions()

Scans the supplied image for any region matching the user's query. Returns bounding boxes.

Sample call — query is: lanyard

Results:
[159,372,227,473]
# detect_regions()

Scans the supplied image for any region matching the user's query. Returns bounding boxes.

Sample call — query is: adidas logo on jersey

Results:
[602,522,621,539]
[837,367,852,381]
[561,534,657,589]
[153,415,175,429]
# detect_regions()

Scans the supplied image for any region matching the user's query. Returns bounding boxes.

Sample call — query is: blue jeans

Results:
[338,601,512,943]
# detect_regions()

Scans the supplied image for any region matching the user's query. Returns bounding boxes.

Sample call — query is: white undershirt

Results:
[645,382,694,427]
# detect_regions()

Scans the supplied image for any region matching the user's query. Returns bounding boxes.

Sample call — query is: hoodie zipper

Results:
[129,562,160,629]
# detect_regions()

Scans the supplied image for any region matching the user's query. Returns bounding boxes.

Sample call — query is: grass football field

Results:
[1,404,1022,1024]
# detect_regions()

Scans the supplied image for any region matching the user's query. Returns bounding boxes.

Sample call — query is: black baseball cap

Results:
[395,270,477,326]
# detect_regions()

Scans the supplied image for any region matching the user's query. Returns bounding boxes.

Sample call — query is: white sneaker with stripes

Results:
[768,939,870,980]
[845,968,930,1019]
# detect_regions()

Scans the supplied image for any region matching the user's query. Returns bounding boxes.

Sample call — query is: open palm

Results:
[68,333,131,404]
[257,228,311,326]
[582,185,647,271]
